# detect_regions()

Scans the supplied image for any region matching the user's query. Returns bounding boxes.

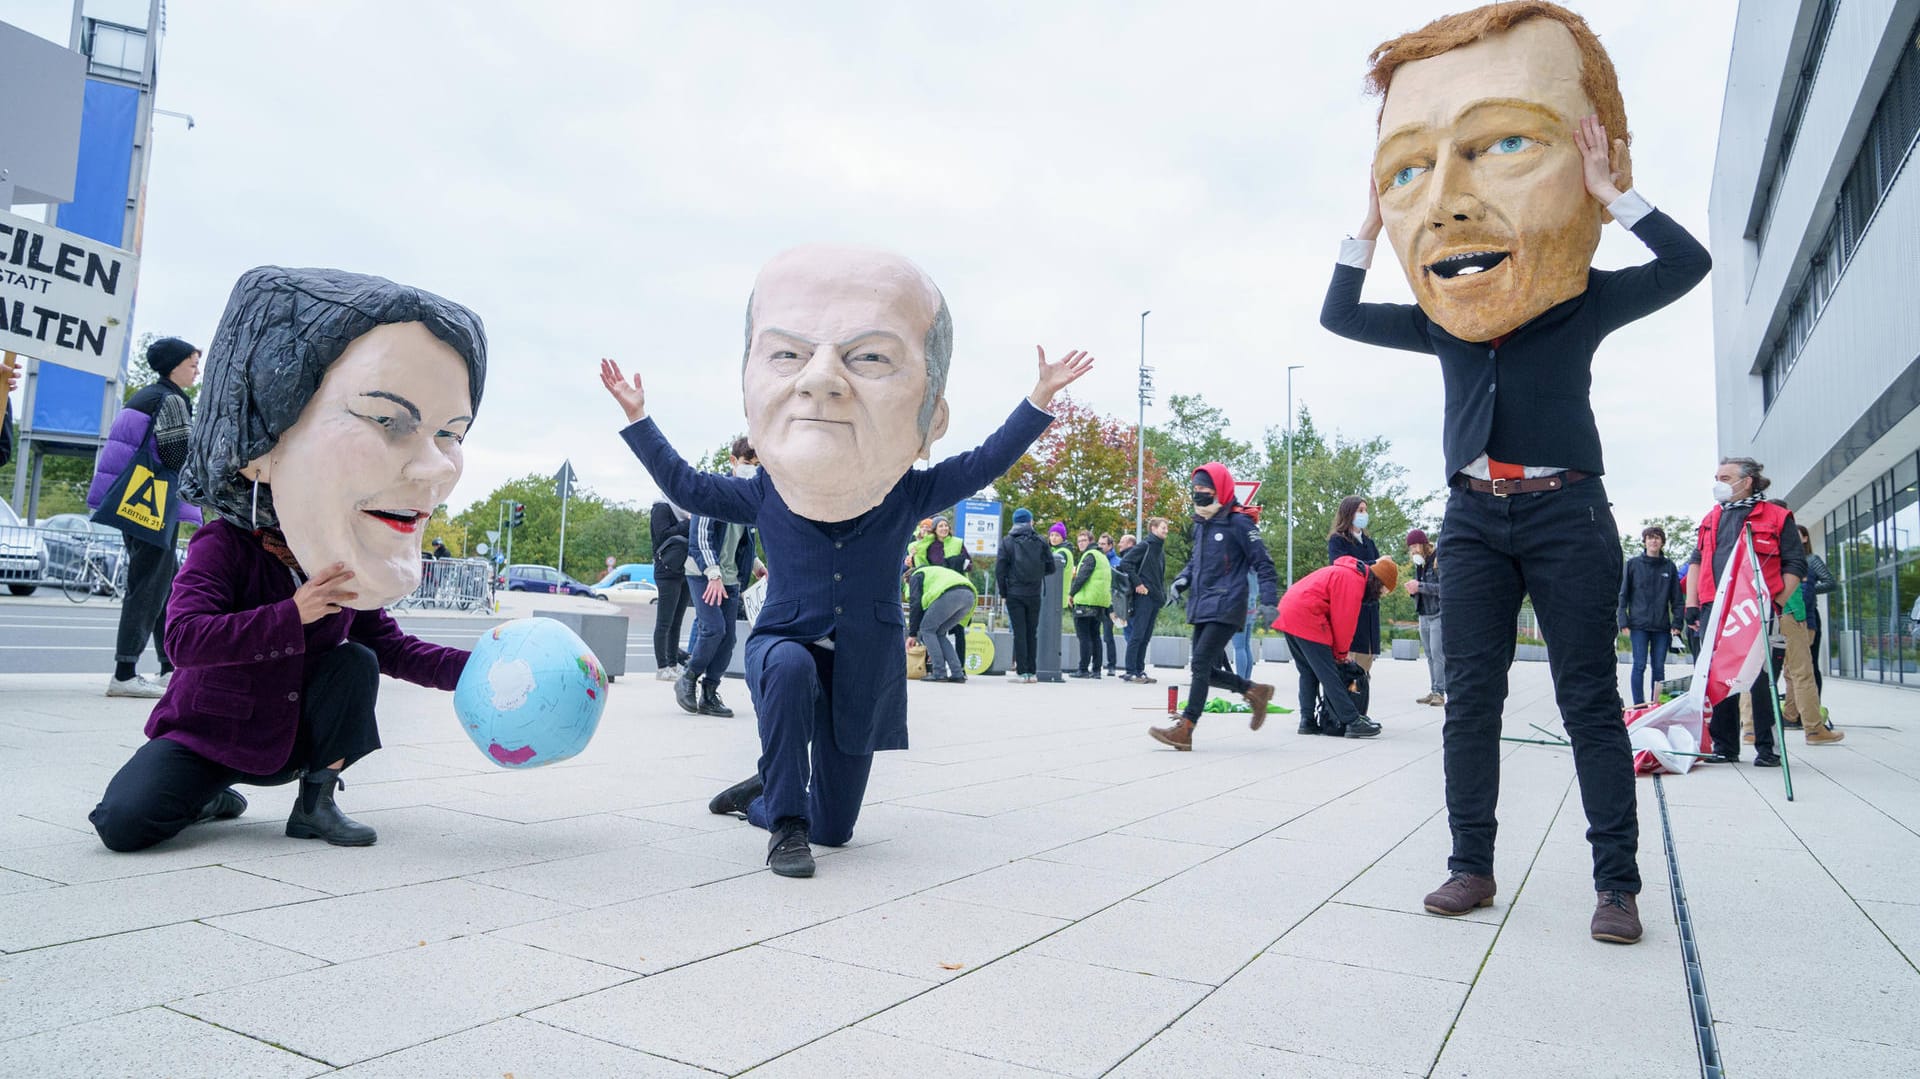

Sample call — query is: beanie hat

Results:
[1012,508,1033,525]
[1406,529,1429,547]
[145,337,199,378]
[1049,521,1067,540]
[1369,559,1400,593]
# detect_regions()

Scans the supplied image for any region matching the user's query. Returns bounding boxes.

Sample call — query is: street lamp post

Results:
[1285,364,1305,587]
[1135,310,1153,537]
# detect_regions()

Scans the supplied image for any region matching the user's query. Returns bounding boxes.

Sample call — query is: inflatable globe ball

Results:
[454,618,607,768]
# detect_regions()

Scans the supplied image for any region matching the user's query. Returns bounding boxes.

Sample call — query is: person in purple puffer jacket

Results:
[86,337,206,698]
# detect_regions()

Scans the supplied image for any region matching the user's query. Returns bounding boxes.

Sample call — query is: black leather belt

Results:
[1451,470,1592,497]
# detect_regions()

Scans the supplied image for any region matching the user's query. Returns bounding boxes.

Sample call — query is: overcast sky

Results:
[7,0,1739,534]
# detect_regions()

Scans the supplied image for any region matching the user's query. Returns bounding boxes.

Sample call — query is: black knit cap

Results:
[145,337,199,377]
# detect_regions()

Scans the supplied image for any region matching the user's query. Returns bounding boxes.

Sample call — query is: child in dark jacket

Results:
[1150,464,1279,751]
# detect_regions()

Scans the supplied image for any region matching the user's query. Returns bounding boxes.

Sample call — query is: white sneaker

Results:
[106,675,166,699]
[1006,671,1023,681]
[655,667,680,681]
[152,670,173,689]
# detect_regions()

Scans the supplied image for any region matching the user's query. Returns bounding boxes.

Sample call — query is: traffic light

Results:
[509,502,525,528]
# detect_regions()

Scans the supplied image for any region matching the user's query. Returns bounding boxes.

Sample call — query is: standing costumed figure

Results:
[1319,3,1711,944]
[603,244,1092,878]
[89,267,487,852]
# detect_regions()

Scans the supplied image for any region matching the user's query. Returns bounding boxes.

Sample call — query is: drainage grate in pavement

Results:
[1655,775,1723,1079]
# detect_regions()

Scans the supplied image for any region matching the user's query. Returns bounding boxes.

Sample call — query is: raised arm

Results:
[911,347,1092,515]
[1573,116,1712,335]
[603,359,762,524]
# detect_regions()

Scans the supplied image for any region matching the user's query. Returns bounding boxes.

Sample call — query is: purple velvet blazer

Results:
[150,519,468,774]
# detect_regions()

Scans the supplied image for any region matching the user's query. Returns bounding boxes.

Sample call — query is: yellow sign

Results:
[115,464,167,531]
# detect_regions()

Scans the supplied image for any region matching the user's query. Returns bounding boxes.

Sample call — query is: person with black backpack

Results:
[1118,518,1169,683]
[650,500,693,680]
[994,507,1055,683]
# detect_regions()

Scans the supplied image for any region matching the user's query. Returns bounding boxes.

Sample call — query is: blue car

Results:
[496,563,605,598]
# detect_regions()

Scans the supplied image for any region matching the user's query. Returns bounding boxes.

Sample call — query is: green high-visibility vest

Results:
[1052,545,1076,607]
[1071,549,1112,608]
[913,535,964,567]
[913,564,973,607]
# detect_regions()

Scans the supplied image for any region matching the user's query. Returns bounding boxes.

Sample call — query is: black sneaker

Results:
[708,773,762,817]
[1344,715,1382,738]
[1754,752,1782,768]
[1068,671,1093,679]
[767,819,815,878]
[698,683,734,717]
[674,673,699,715]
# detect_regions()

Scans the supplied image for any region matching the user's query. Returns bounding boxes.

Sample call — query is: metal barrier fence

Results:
[393,558,494,613]
[0,523,133,597]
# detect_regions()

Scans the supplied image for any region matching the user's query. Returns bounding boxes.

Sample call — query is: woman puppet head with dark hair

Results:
[90,267,487,854]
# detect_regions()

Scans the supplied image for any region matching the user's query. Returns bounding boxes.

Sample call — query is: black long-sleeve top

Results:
[1319,206,1711,480]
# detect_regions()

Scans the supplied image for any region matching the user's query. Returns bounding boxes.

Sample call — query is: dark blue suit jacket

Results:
[622,400,1053,754]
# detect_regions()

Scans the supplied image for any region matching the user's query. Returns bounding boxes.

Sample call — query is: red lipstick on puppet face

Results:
[362,508,426,533]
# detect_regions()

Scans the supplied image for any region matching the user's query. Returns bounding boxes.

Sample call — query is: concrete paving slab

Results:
[861,953,1209,1078]
[205,877,578,962]
[0,1006,328,1079]
[326,1017,712,1078]
[740,1027,1059,1078]
[0,864,321,951]
[1110,1028,1419,1078]
[924,856,1157,920]
[1029,897,1288,985]
[534,945,928,1074]
[176,935,631,1067]
[767,894,1067,981]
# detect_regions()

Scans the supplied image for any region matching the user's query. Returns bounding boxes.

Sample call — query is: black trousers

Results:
[1810,622,1825,693]
[1184,620,1250,722]
[1100,613,1118,669]
[1711,665,1779,757]
[89,642,383,852]
[1439,478,1639,894]
[115,526,178,669]
[1006,594,1040,675]
[653,574,691,668]
[1074,608,1110,673]
[1125,597,1164,676]
[951,621,970,675]
[1285,633,1363,727]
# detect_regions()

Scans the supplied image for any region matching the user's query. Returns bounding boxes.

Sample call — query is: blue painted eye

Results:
[1392,165,1428,187]
[1486,135,1535,155]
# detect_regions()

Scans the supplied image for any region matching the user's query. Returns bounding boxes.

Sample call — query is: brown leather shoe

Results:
[1423,871,1496,916]
[1244,683,1275,730]
[1805,722,1845,745]
[1591,890,1642,944]
[1149,715,1194,751]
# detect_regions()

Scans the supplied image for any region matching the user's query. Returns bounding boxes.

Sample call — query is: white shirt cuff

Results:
[1609,188,1654,230]
[1337,237,1375,270]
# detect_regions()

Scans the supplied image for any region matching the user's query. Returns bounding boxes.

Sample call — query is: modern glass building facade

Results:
[1710,1,1920,687]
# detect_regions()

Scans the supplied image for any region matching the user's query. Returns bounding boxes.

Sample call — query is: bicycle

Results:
[63,542,127,603]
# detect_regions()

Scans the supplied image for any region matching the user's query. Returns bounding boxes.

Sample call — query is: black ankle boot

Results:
[698,683,734,717]
[286,768,377,846]
[767,818,815,878]
[708,773,763,816]
[196,787,248,824]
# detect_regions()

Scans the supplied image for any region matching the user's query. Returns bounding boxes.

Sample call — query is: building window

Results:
[1751,0,1841,245]
[82,19,147,82]
[1759,16,1920,410]
[1823,450,1920,684]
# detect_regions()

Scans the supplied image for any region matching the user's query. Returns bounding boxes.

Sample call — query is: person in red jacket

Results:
[1276,556,1397,738]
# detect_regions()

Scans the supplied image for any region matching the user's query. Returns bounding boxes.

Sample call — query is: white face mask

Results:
[733,463,758,479]
[1412,552,1426,566]
[1712,481,1735,503]
[1353,512,1370,530]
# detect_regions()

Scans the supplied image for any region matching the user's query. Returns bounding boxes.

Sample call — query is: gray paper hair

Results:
[183,266,487,530]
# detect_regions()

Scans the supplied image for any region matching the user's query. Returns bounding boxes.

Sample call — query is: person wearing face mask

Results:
[1405,529,1445,706]
[677,438,762,717]
[1686,459,1840,762]
[1327,496,1383,673]
[88,268,485,853]
[1277,555,1394,737]
[86,337,207,698]
[1617,526,1681,706]
[1150,465,1279,749]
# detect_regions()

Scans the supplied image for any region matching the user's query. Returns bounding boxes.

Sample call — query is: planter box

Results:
[533,609,629,681]
[1390,638,1421,661]
[1149,636,1190,669]
[1261,636,1291,662]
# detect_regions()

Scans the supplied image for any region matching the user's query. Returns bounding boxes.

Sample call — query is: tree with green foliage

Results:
[449,473,651,584]
[991,396,1170,543]
[1620,514,1697,563]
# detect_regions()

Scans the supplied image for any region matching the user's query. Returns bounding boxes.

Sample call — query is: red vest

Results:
[1695,501,1792,602]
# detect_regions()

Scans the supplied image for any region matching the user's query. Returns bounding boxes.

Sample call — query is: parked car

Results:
[592,563,655,589]
[496,563,606,598]
[0,498,49,596]
[593,579,659,605]
[39,513,127,594]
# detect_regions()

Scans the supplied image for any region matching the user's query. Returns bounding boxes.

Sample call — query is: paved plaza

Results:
[1,636,1917,1077]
